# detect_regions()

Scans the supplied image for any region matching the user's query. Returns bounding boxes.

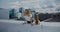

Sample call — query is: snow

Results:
[41,22,60,27]
[0,19,24,24]
[0,19,60,32]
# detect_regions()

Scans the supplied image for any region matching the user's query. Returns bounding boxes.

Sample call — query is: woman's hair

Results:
[24,9,31,16]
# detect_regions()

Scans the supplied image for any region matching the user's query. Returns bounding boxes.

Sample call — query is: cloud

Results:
[19,0,41,8]
[7,0,40,8]
[0,0,60,13]
[5,1,20,9]
[9,0,60,13]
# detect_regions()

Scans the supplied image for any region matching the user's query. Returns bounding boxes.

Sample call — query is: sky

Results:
[0,0,60,13]
[0,0,55,8]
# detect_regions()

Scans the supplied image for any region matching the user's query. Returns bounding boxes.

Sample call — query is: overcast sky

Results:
[0,0,60,13]
[0,0,56,8]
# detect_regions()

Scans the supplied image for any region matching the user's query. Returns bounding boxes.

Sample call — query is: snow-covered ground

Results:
[0,19,60,32]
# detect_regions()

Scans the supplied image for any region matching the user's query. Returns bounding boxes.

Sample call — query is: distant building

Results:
[19,7,25,13]
[19,7,25,16]
[9,9,16,19]
[30,8,36,19]
[0,8,11,19]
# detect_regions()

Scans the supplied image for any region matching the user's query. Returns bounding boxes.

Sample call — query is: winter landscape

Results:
[0,0,60,32]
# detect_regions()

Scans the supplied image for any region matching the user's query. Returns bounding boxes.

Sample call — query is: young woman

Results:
[23,9,33,25]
